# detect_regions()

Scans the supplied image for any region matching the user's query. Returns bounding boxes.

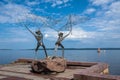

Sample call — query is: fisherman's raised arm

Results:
[24,25,35,36]
[62,26,72,39]
[62,15,72,39]
[40,31,44,42]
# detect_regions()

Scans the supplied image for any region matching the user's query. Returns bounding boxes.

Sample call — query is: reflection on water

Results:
[0,50,120,75]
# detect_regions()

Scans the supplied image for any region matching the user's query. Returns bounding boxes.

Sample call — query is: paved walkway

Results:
[0,63,84,80]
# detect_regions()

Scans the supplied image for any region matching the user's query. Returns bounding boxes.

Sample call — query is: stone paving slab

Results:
[0,63,85,80]
[1,59,115,80]
[0,75,30,80]
[0,64,31,74]
[0,71,49,80]
[0,75,7,79]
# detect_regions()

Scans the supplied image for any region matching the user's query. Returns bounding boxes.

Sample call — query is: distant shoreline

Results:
[1,48,120,50]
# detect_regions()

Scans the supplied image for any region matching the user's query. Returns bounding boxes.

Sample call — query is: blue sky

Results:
[0,0,120,49]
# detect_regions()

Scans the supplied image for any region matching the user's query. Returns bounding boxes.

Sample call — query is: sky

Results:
[0,0,120,49]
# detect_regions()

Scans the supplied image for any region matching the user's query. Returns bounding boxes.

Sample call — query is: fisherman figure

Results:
[54,26,72,58]
[25,25,48,58]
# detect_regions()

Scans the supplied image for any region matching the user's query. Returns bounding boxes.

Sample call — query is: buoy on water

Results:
[97,48,101,53]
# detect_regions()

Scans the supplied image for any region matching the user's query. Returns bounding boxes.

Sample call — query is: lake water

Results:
[0,49,120,75]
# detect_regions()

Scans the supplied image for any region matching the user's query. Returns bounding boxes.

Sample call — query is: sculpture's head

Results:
[58,32,63,37]
[35,30,41,35]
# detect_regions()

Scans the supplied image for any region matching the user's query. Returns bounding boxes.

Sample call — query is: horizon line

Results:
[1,48,120,50]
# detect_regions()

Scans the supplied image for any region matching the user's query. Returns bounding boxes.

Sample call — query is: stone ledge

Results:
[74,63,120,80]
[5,58,120,80]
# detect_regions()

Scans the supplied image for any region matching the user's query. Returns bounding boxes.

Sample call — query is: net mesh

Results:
[17,14,90,32]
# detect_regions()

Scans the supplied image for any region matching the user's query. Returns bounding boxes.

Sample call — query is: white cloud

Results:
[85,1,120,32]
[70,15,90,25]
[63,0,69,3]
[0,27,32,43]
[51,3,56,7]
[0,38,28,43]
[0,3,30,23]
[42,26,97,41]
[0,26,56,43]
[35,26,93,41]
[77,0,120,45]
[25,0,40,6]
[51,0,63,7]
[56,0,63,5]
[43,0,71,7]
[67,27,95,40]
[0,3,49,24]
[105,1,120,18]
[42,27,58,40]
[90,0,113,6]
[58,3,71,8]
[84,8,96,14]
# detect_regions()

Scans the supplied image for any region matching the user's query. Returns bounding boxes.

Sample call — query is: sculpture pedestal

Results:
[31,57,66,73]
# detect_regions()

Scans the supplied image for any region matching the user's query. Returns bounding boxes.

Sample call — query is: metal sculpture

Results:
[25,25,48,58]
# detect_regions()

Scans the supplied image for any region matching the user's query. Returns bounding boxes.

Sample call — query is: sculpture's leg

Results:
[34,43,39,60]
[54,45,58,56]
[60,44,64,58]
[42,45,48,58]
[34,51,38,60]
[35,43,39,52]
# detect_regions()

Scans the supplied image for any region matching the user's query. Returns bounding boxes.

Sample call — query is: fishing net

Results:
[17,14,47,29]
[17,14,90,32]
[43,14,90,32]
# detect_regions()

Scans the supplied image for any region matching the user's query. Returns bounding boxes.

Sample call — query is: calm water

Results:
[0,50,120,75]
